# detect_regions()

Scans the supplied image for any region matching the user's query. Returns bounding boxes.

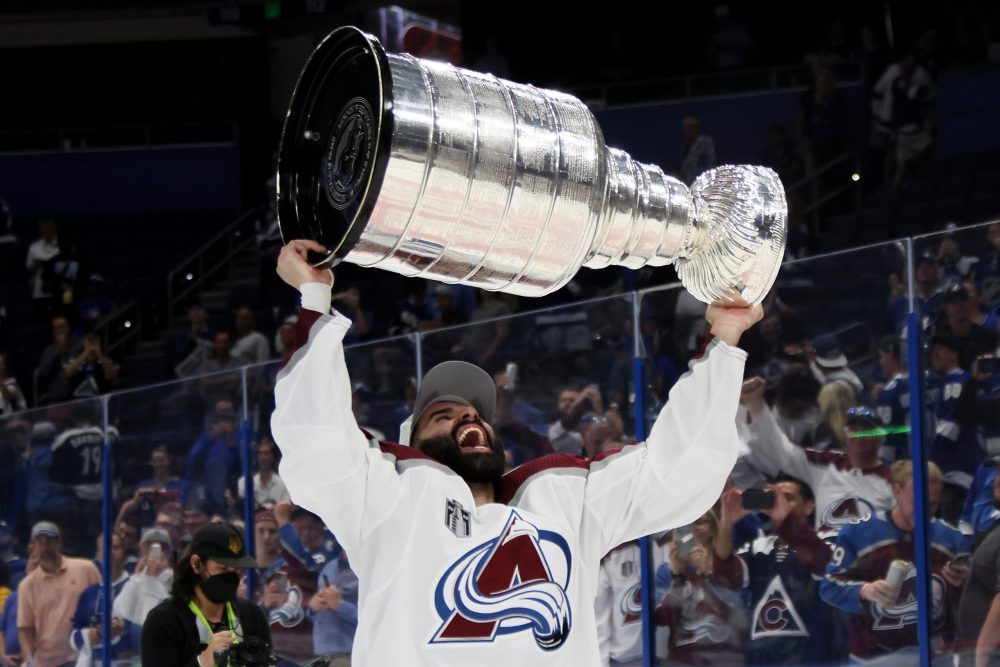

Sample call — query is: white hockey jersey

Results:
[595,542,644,665]
[271,291,746,666]
[742,405,896,539]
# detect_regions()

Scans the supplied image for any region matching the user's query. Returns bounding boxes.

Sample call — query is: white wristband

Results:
[299,282,332,313]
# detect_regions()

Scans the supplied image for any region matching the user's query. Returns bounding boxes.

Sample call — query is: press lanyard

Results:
[189,600,240,663]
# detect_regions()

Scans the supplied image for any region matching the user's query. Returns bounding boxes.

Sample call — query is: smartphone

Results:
[952,554,971,567]
[148,543,162,560]
[742,488,776,511]
[674,525,695,560]
[977,357,997,375]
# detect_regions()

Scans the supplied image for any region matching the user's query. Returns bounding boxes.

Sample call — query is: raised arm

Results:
[581,303,761,556]
[740,376,814,481]
[270,241,404,557]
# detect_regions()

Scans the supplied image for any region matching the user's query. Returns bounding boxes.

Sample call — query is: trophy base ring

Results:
[276,26,395,267]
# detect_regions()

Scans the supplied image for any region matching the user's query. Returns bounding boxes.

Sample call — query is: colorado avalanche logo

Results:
[431,510,572,650]
[751,576,807,639]
[818,497,876,533]
[621,582,642,624]
[872,571,944,631]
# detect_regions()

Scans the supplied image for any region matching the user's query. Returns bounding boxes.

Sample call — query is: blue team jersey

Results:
[886,293,940,336]
[820,512,970,660]
[70,574,134,663]
[929,368,984,476]
[974,251,1000,308]
[875,374,910,462]
[961,463,1000,541]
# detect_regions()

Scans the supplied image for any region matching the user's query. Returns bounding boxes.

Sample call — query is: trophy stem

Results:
[583,148,699,271]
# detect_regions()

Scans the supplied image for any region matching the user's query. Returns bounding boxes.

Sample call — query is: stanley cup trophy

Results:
[277,27,787,304]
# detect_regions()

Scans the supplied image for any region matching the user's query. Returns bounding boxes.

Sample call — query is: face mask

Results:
[199,571,240,604]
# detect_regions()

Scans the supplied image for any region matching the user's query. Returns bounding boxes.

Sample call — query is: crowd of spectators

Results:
[0,6,996,665]
[0,219,995,665]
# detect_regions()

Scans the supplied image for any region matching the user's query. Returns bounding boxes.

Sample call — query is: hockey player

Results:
[820,460,971,661]
[270,239,762,665]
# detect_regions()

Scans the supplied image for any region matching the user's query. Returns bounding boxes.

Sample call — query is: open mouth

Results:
[455,423,491,452]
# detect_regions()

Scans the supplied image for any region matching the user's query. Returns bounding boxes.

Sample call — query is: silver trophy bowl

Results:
[277,27,786,304]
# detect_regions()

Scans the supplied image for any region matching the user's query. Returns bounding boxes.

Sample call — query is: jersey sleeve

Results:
[819,523,864,614]
[775,512,833,576]
[580,338,746,555]
[271,290,406,559]
[69,586,93,652]
[743,403,814,482]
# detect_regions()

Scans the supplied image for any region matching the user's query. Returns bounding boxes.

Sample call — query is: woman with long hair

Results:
[804,381,857,451]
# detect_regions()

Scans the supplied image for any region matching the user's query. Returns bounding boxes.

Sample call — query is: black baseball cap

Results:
[412,360,497,427]
[189,522,258,568]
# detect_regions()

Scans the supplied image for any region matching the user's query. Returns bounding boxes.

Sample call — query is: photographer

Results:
[141,523,271,667]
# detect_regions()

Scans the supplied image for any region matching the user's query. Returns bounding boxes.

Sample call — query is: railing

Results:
[166,205,266,321]
[786,150,862,231]
[0,121,238,154]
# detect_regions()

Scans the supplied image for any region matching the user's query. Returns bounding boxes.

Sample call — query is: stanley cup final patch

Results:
[446,499,472,538]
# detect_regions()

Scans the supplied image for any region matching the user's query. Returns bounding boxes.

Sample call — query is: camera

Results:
[741,488,776,511]
[227,637,278,667]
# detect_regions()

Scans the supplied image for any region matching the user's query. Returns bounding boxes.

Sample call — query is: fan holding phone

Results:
[654,509,748,664]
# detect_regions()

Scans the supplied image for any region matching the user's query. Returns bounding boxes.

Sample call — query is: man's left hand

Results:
[706,302,764,347]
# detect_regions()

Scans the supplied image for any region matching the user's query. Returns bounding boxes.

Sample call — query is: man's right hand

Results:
[861,579,898,607]
[199,631,234,666]
[277,240,333,290]
[718,488,748,527]
[274,500,294,526]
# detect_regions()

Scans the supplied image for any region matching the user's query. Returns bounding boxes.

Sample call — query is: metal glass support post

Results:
[631,295,654,667]
[905,237,932,667]
[241,368,256,599]
[101,395,113,665]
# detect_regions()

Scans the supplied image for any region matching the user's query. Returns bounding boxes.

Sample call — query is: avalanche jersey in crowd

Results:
[271,289,745,667]
[928,368,982,477]
[820,511,970,660]
[960,463,1000,544]
[654,569,747,665]
[713,512,833,666]
[595,542,643,665]
[743,406,895,538]
[874,373,910,463]
[49,425,118,500]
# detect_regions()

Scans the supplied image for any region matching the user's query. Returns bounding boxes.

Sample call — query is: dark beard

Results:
[415,421,506,485]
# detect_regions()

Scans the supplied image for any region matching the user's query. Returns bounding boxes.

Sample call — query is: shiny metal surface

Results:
[282,27,787,304]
